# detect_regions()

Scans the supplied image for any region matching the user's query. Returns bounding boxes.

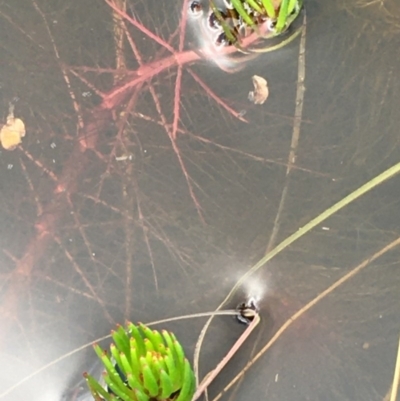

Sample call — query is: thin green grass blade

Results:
[140,323,162,350]
[224,160,400,304]
[109,344,123,375]
[245,0,263,14]
[127,322,146,357]
[260,0,276,18]
[140,357,159,397]
[276,0,289,32]
[174,359,195,401]
[104,375,133,401]
[126,372,145,394]
[114,325,131,357]
[210,2,239,45]
[119,351,133,378]
[144,338,155,353]
[151,357,164,382]
[252,19,302,51]
[85,372,112,401]
[151,329,166,352]
[129,340,141,380]
[231,0,256,26]
[159,369,174,400]
[284,0,302,31]
[165,348,180,392]
[288,0,298,14]
[134,389,149,401]
[95,348,129,397]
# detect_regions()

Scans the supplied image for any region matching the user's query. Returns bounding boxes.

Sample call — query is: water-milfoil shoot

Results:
[85,322,196,401]
[205,0,303,49]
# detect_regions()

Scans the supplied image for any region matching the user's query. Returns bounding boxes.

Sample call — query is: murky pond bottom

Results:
[0,0,399,400]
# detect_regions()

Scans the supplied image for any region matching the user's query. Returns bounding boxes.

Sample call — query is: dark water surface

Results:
[0,1,399,400]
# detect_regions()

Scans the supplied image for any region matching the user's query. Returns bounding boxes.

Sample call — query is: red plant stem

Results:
[0,23,263,346]
[102,29,262,110]
[102,50,201,109]
[192,314,260,401]
[104,0,175,53]
[171,0,190,140]
[0,108,110,346]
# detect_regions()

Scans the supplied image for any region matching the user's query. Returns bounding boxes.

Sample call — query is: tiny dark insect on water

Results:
[236,296,260,325]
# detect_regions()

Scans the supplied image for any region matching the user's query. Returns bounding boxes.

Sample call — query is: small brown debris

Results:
[248,75,269,105]
[0,102,26,150]
[1,118,25,150]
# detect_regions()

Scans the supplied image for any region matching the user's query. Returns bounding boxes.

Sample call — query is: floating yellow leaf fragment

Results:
[248,75,269,105]
[0,102,25,151]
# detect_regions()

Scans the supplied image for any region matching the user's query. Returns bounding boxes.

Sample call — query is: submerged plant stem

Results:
[265,12,307,254]
[225,160,400,306]
[213,236,400,401]
[195,159,400,383]
[192,314,260,401]
[390,335,400,401]
[0,310,242,399]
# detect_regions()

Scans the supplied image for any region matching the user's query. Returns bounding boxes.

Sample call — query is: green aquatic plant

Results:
[85,322,196,401]
[210,0,303,49]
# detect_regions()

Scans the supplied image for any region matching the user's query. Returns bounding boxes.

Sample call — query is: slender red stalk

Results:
[192,314,260,401]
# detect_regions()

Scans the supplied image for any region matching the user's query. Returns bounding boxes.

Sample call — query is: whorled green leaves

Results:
[212,0,303,48]
[85,323,196,401]
[274,0,303,33]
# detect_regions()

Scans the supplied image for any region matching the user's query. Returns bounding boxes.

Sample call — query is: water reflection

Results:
[0,0,399,401]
